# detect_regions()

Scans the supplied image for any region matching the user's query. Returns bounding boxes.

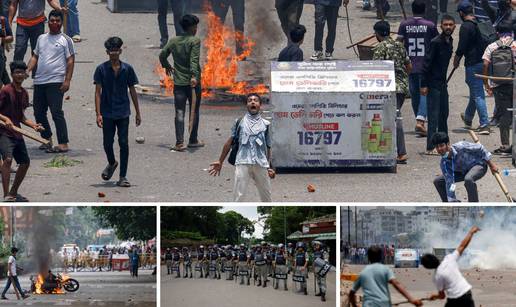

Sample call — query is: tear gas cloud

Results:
[422,208,516,270]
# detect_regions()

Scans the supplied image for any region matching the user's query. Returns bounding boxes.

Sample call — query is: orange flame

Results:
[33,274,66,294]
[154,5,268,99]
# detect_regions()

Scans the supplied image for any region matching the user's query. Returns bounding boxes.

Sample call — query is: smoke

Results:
[29,208,58,274]
[421,208,516,270]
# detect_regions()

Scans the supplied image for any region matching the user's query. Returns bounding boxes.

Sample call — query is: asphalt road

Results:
[0,271,156,306]
[6,0,514,202]
[342,265,516,306]
[161,265,336,307]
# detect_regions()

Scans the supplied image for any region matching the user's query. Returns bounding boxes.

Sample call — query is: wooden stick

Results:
[446,67,457,84]
[63,0,68,35]
[189,87,197,135]
[346,32,398,49]
[468,130,514,203]
[0,119,50,145]
[399,0,407,19]
[474,73,515,81]
[393,298,430,306]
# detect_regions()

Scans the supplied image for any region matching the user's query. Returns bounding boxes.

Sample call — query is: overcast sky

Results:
[220,206,264,239]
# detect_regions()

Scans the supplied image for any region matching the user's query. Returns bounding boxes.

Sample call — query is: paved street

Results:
[161,265,336,307]
[342,265,516,306]
[8,0,514,202]
[0,271,156,306]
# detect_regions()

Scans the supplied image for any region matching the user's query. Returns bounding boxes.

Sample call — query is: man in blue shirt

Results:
[431,132,499,202]
[349,246,422,307]
[94,36,142,188]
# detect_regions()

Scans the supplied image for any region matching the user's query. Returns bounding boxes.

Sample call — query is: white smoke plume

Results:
[422,207,516,270]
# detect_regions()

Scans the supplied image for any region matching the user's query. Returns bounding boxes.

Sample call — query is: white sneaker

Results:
[310,51,324,61]
[325,52,333,60]
[72,35,81,42]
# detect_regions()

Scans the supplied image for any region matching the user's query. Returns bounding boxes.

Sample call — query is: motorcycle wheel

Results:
[63,279,80,292]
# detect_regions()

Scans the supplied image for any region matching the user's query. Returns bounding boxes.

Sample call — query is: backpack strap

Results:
[233,117,243,144]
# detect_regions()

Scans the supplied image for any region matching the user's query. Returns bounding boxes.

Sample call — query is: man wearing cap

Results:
[312,241,330,301]
[165,248,173,275]
[454,1,491,135]
[372,20,412,164]
[1,247,29,300]
[273,244,288,291]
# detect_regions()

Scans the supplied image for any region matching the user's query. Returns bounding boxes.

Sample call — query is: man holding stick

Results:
[1,247,29,299]
[159,14,203,152]
[421,226,480,307]
[431,132,499,202]
[0,61,43,202]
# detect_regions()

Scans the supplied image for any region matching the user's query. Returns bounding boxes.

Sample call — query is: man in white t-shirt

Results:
[421,226,480,307]
[1,247,29,300]
[27,9,75,153]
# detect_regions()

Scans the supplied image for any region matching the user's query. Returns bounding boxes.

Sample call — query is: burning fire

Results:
[155,4,268,99]
[33,273,69,294]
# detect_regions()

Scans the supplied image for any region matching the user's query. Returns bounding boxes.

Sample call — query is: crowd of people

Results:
[342,244,396,265]
[164,241,332,302]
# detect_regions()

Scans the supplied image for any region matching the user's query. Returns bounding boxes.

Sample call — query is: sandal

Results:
[493,146,512,155]
[101,161,118,181]
[187,141,205,148]
[15,194,29,202]
[171,144,187,152]
[3,195,16,202]
[46,146,69,153]
[396,154,408,164]
[39,140,53,151]
[424,149,440,156]
[116,177,131,187]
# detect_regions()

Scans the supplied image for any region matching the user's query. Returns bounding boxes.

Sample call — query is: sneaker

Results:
[310,51,324,61]
[488,117,499,127]
[187,141,205,148]
[363,2,371,10]
[325,52,333,60]
[493,146,512,155]
[397,154,408,164]
[72,35,81,43]
[171,144,187,152]
[475,125,491,135]
[1,296,7,300]
[460,112,472,129]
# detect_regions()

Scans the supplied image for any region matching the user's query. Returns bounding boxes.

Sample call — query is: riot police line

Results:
[164,241,332,302]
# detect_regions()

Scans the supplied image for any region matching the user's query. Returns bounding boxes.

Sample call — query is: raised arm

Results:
[457,226,480,256]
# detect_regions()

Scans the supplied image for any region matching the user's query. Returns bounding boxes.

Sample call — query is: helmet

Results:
[261,241,267,246]
[278,243,284,249]
[312,240,322,247]
[288,243,293,247]
[199,245,204,249]
[296,242,306,250]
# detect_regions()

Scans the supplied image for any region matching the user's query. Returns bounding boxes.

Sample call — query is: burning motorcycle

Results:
[30,270,80,294]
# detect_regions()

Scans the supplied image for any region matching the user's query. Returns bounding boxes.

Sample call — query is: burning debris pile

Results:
[155,5,268,101]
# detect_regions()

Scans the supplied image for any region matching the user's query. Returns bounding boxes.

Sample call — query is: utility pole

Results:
[354,207,358,248]
[283,206,287,246]
[347,206,351,246]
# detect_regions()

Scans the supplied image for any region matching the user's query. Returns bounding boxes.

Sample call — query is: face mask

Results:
[48,23,61,33]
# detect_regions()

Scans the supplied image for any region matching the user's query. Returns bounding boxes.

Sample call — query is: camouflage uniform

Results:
[372,36,410,157]
[372,37,410,95]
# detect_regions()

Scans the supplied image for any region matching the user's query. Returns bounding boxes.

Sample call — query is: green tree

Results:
[93,207,156,241]
[217,211,254,245]
[258,206,335,243]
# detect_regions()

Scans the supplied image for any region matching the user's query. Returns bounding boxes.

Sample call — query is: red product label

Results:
[303,123,339,131]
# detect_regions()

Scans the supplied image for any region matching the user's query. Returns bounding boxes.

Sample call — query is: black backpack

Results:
[490,39,514,85]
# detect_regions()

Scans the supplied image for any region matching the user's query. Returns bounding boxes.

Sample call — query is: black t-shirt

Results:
[278,44,304,62]
[0,84,29,139]
[455,20,484,67]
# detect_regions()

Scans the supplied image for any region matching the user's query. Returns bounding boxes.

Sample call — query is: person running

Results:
[27,9,75,153]
[94,36,142,188]
[278,24,306,61]
[1,247,29,299]
[209,93,274,202]
[421,226,480,307]
[372,20,412,164]
[0,61,43,202]
[397,0,439,137]
[349,246,422,307]
[455,1,490,135]
[421,15,456,154]
[159,14,204,152]
[431,132,499,202]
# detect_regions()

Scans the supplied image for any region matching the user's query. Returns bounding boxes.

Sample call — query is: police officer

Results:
[266,244,274,279]
[212,0,246,57]
[273,243,288,291]
[182,247,193,278]
[221,246,231,280]
[208,246,221,279]
[293,242,308,295]
[275,0,305,42]
[250,245,257,284]
[254,242,268,287]
[287,242,294,273]
[172,247,181,278]
[165,248,173,275]
[197,245,208,278]
[312,241,329,301]
[237,244,250,285]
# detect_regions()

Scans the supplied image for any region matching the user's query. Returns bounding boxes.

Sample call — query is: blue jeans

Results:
[13,22,45,62]
[61,0,80,37]
[2,276,23,297]
[464,62,489,127]
[409,73,427,120]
